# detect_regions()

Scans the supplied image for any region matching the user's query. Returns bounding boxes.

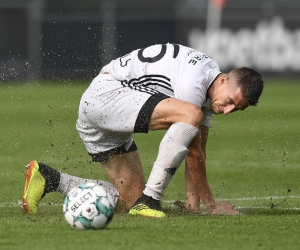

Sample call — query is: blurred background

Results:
[0,0,299,82]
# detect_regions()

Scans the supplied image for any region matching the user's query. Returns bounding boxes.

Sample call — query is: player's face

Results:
[210,78,249,115]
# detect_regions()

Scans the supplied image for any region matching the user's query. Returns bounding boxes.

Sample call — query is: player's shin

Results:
[144,122,199,200]
[58,173,120,205]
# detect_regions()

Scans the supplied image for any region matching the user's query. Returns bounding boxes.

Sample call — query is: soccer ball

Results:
[63,183,115,229]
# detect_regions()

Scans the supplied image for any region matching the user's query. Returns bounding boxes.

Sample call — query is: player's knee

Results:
[183,104,202,127]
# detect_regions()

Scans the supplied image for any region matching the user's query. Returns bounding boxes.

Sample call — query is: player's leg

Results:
[22,160,120,214]
[100,150,145,212]
[76,74,171,217]
[129,98,202,216]
[148,98,203,130]
[22,73,137,214]
[57,172,120,204]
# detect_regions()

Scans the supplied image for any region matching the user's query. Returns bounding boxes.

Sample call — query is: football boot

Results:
[128,193,166,218]
[22,160,60,214]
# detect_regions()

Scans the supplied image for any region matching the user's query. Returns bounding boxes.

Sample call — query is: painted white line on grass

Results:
[0,201,62,208]
[1,195,300,208]
[164,195,300,203]
[237,206,300,210]
[2,202,300,211]
[217,195,300,201]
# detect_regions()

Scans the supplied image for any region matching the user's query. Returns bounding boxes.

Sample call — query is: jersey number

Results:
[137,44,180,63]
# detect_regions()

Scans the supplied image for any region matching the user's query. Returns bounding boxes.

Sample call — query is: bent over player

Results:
[22,43,264,217]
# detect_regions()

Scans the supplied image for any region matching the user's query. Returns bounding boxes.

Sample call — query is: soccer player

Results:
[22,43,264,217]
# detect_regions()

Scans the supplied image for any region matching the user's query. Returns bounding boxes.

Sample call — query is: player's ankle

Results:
[38,162,60,193]
[143,187,161,200]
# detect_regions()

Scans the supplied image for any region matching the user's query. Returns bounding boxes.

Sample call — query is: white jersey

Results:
[101,43,221,126]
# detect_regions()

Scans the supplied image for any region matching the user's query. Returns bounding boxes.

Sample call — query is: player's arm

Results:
[185,124,216,211]
[185,125,241,215]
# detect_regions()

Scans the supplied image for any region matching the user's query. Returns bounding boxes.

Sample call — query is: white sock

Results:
[144,122,199,200]
[58,173,120,205]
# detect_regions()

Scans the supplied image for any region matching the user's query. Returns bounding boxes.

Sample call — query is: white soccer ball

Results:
[63,183,115,230]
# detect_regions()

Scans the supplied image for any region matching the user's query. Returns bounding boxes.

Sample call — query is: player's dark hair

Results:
[230,67,264,106]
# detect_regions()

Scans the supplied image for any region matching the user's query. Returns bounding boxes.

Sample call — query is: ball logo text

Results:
[71,192,93,213]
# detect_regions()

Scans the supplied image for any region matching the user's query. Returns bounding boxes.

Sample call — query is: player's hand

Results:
[210,201,241,215]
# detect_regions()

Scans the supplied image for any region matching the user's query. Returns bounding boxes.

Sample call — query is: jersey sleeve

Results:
[201,100,213,127]
[174,73,208,106]
[173,60,220,127]
[174,76,213,126]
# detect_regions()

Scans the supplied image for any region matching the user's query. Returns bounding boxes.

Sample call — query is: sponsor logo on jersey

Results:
[189,53,211,65]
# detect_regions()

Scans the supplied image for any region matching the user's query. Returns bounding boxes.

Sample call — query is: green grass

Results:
[0,79,300,250]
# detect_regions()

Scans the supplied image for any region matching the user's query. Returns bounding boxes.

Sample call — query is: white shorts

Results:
[76,73,169,162]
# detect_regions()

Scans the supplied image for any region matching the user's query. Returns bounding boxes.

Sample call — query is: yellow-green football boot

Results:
[129,194,166,218]
[22,160,60,214]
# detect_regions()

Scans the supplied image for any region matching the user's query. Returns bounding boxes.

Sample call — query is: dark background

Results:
[0,0,299,81]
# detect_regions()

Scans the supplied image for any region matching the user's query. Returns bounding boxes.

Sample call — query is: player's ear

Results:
[219,73,228,85]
